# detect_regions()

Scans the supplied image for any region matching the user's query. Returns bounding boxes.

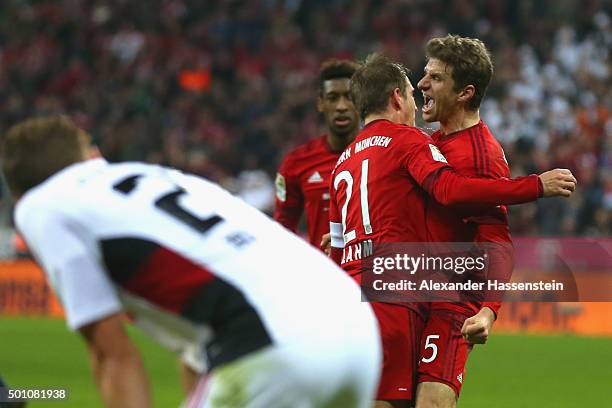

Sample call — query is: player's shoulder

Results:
[388,124,433,146]
[429,128,444,144]
[467,121,505,157]
[279,135,335,178]
[106,160,167,178]
[436,120,499,148]
[15,184,73,239]
[15,160,106,223]
[462,120,499,144]
[479,121,503,146]
[283,135,328,161]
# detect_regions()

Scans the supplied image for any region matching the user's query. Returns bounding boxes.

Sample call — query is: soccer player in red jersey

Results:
[274,59,360,248]
[328,54,576,408]
[415,35,549,408]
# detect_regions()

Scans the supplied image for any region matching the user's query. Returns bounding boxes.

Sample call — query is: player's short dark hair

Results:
[350,53,411,119]
[1,115,90,196]
[425,34,493,111]
[319,59,361,94]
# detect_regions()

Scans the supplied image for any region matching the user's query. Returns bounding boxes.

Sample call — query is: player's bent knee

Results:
[415,382,456,408]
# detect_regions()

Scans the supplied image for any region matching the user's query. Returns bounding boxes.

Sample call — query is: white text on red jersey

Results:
[336,136,393,168]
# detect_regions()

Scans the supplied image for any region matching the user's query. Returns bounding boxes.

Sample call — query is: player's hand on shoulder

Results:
[538,168,577,198]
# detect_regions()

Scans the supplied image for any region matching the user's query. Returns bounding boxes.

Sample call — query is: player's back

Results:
[330,120,437,274]
[16,159,375,369]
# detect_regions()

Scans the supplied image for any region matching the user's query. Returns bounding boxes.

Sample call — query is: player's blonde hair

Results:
[1,115,91,196]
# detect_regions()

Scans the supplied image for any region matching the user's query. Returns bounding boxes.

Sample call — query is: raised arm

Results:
[424,167,576,207]
[401,135,576,207]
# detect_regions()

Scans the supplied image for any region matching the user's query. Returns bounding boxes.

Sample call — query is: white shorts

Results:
[183,308,381,408]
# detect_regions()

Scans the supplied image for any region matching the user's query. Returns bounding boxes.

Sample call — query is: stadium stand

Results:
[0,0,609,235]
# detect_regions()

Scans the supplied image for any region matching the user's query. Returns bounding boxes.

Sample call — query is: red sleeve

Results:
[461,131,512,223]
[399,133,542,207]
[481,303,501,318]
[397,136,450,186]
[423,168,542,207]
[273,155,303,232]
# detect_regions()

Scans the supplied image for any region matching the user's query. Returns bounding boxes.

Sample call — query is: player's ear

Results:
[457,85,475,105]
[391,88,403,111]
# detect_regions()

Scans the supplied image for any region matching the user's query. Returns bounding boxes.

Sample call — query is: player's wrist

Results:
[479,306,496,324]
[536,175,544,198]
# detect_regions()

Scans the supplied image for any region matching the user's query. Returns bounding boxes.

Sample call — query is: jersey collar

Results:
[434,120,484,143]
[362,119,392,130]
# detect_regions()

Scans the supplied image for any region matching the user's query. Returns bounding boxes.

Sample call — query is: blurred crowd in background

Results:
[0,0,609,239]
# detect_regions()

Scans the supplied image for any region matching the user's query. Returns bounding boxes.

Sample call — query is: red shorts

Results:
[371,302,425,401]
[417,309,472,397]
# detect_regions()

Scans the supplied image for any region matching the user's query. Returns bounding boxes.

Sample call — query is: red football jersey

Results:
[429,120,514,317]
[329,119,540,282]
[274,135,340,248]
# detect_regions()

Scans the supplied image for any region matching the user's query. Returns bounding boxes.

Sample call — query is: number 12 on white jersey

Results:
[333,159,372,245]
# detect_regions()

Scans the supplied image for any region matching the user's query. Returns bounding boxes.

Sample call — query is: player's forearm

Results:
[481,303,501,318]
[92,351,152,408]
[427,169,542,207]
[179,358,200,395]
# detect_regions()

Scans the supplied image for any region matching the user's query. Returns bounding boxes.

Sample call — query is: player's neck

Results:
[326,132,356,152]
[439,109,480,135]
[364,111,400,127]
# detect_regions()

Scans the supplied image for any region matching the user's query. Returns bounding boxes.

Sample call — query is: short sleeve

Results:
[15,203,122,330]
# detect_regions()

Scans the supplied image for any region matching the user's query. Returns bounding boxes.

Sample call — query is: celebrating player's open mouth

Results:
[422,93,434,114]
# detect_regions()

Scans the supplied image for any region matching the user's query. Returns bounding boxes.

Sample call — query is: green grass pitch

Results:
[1,317,611,407]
